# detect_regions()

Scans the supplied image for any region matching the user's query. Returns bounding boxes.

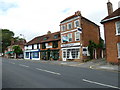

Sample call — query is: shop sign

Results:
[61,43,80,47]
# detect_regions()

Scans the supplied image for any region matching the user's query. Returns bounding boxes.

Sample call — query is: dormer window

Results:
[54,34,59,39]
[43,37,48,40]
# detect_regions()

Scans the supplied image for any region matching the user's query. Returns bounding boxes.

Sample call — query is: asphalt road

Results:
[2,58,119,89]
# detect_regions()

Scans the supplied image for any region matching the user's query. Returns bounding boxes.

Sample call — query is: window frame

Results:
[67,33,72,42]
[74,20,80,28]
[67,23,72,30]
[61,25,66,31]
[116,21,120,35]
[75,32,80,41]
[117,43,120,58]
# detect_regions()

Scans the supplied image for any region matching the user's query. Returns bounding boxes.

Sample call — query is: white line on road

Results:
[83,79,120,89]
[19,64,29,68]
[11,62,15,64]
[36,68,61,75]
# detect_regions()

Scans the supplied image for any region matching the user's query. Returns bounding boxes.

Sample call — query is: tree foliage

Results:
[0,29,14,53]
[12,45,23,54]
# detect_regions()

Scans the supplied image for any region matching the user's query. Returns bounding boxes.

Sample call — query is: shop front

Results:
[61,43,81,61]
[40,49,59,60]
[24,49,40,60]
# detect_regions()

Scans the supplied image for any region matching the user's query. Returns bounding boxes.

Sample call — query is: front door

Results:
[62,49,67,61]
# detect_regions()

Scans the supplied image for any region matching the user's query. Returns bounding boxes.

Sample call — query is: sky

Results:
[0,0,120,42]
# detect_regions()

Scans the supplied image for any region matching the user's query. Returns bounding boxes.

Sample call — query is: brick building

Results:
[24,31,61,61]
[101,1,120,64]
[40,31,61,61]
[60,11,100,61]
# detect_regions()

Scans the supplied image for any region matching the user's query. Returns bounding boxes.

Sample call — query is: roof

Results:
[101,8,120,23]
[40,31,61,43]
[26,31,60,45]
[60,11,99,27]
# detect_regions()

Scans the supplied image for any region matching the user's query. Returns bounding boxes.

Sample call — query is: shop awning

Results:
[5,51,14,54]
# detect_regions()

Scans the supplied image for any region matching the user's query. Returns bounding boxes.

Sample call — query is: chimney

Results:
[119,1,120,8]
[75,11,81,16]
[107,0,113,15]
[47,31,51,34]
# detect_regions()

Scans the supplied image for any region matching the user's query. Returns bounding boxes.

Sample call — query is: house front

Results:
[40,31,61,61]
[60,11,100,61]
[24,37,41,60]
[101,1,120,64]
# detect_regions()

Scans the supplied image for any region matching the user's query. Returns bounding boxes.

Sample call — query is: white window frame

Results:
[67,23,72,30]
[116,21,120,35]
[67,33,72,42]
[61,25,66,31]
[74,20,80,28]
[75,32,80,41]
[117,43,120,58]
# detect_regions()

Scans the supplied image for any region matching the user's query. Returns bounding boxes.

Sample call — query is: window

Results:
[43,37,48,40]
[62,35,68,43]
[116,21,120,35]
[42,43,46,49]
[62,49,80,59]
[52,41,58,48]
[61,25,66,31]
[54,34,59,39]
[33,52,39,58]
[26,52,29,58]
[37,44,39,49]
[117,43,120,58]
[63,50,66,58]
[74,20,80,27]
[75,32,80,41]
[68,33,72,42]
[32,44,34,49]
[67,23,72,30]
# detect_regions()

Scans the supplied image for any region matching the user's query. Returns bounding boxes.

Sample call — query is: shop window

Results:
[33,52,39,58]
[62,49,80,59]
[26,52,29,58]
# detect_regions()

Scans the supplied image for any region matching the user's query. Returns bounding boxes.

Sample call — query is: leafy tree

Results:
[88,40,97,59]
[0,29,14,54]
[12,45,23,58]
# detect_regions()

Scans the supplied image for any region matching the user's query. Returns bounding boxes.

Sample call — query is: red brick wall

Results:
[103,18,120,63]
[81,18,100,46]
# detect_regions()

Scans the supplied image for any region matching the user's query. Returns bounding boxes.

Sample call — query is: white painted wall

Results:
[34,44,37,49]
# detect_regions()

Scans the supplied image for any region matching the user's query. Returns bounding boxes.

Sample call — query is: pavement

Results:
[11,58,120,72]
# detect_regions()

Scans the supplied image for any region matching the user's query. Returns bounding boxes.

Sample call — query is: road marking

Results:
[83,79,120,89]
[19,64,29,68]
[11,62,15,64]
[36,68,61,75]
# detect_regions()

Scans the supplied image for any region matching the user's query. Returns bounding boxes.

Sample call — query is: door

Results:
[62,49,67,61]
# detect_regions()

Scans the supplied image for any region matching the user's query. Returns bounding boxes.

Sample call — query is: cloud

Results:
[0,0,119,41]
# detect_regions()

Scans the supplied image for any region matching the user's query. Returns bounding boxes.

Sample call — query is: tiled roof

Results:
[101,8,120,23]
[40,31,60,43]
[60,11,99,27]
[26,31,60,45]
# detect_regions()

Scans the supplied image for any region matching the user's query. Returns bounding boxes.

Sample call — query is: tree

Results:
[12,45,23,58]
[0,29,14,54]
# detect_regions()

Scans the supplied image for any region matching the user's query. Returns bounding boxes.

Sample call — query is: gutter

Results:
[101,16,120,24]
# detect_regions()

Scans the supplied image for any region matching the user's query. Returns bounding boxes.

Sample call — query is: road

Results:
[2,58,119,89]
